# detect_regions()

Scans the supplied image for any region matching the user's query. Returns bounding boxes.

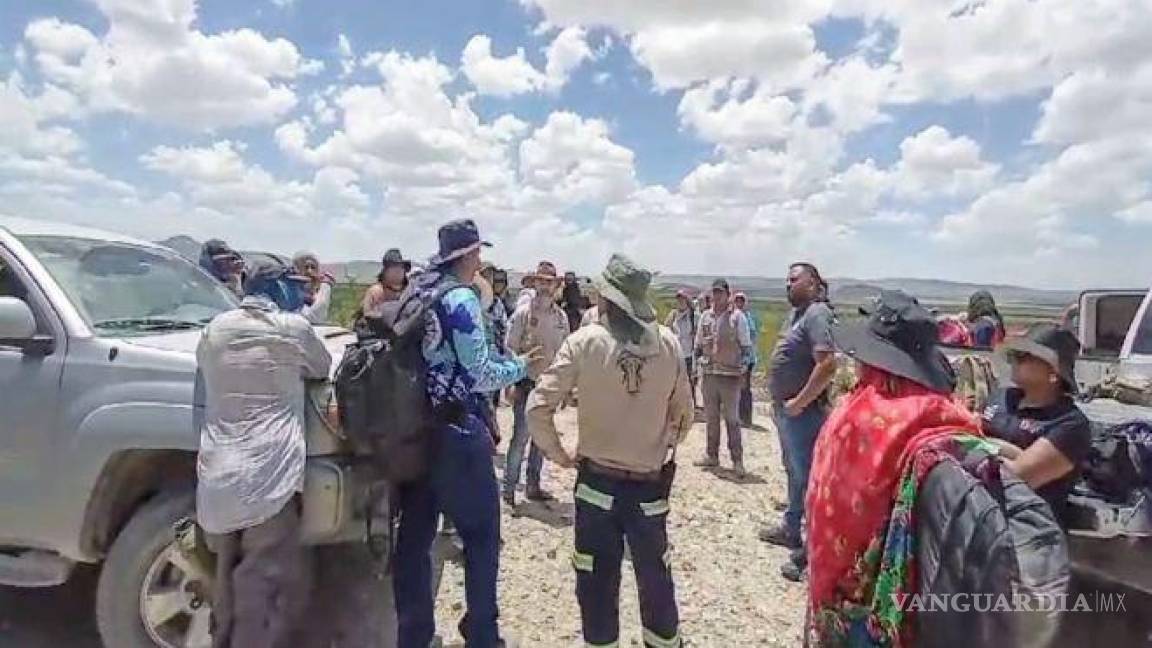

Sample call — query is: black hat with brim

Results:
[428,219,492,268]
[831,289,956,394]
[381,248,413,271]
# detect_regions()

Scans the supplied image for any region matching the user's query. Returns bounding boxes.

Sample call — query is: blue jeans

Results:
[504,383,543,495]
[773,403,827,539]
[393,421,502,648]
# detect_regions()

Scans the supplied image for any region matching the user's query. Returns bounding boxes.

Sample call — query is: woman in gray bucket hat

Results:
[982,323,1092,526]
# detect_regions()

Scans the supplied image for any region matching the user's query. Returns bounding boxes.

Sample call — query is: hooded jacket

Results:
[527,320,694,473]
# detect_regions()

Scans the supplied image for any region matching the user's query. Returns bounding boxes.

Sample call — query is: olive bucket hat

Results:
[593,254,657,324]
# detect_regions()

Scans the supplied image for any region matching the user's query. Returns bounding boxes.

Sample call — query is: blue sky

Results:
[1,0,1150,288]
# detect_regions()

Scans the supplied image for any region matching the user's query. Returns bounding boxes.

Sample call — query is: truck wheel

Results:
[96,491,214,648]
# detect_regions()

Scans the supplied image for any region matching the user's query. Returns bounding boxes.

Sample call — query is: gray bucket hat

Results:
[593,254,656,324]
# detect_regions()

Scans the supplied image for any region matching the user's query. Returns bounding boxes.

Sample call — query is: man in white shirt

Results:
[197,260,332,648]
[293,251,334,324]
[664,290,699,409]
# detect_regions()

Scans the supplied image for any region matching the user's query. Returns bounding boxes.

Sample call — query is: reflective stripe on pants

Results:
[573,466,679,648]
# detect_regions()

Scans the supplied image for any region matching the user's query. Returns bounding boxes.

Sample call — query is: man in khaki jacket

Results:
[528,254,693,648]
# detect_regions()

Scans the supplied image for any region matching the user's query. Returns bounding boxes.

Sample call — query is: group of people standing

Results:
[190,217,1092,648]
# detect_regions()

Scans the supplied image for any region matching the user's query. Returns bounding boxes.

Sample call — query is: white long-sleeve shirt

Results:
[195,295,332,534]
[301,282,332,324]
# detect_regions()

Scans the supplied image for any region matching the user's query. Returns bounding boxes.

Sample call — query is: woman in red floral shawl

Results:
[806,290,983,646]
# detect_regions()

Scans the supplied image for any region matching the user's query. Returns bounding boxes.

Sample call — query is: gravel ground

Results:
[434,401,806,647]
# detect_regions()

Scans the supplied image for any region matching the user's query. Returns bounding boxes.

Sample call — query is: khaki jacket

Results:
[506,297,571,380]
[527,322,694,473]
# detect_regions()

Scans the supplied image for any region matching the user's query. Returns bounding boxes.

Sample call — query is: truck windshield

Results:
[21,235,237,336]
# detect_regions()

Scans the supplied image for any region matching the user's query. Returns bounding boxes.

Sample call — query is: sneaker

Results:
[758,522,802,549]
[502,491,516,507]
[693,457,720,468]
[525,487,555,502]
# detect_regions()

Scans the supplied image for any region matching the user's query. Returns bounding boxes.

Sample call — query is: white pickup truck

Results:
[0,216,386,648]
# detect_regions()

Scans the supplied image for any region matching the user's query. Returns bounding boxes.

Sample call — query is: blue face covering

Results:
[247,273,308,312]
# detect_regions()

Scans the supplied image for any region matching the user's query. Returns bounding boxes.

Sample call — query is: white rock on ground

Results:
[433,402,806,647]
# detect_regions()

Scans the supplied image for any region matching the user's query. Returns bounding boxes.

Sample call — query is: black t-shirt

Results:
[981,388,1092,525]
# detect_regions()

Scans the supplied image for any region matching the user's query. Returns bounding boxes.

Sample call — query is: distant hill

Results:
[152,237,1078,309]
[651,274,1078,309]
[157,235,201,262]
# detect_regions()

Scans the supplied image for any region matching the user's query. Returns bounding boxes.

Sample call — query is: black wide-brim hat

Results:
[831,289,957,394]
[428,218,492,267]
[381,248,413,272]
[998,323,1079,393]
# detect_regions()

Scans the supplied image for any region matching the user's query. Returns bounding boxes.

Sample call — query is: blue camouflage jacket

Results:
[420,275,525,435]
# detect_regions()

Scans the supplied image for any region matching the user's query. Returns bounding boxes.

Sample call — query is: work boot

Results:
[781,548,808,582]
[780,558,806,582]
[758,522,802,550]
[732,460,747,478]
[693,456,720,468]
[525,486,555,502]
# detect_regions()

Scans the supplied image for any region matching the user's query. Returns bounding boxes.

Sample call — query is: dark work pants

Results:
[573,466,680,648]
[739,367,754,426]
[393,424,502,648]
[209,499,311,648]
[702,373,743,463]
[683,357,697,410]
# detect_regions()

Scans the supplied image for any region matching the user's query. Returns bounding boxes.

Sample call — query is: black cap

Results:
[711,278,731,293]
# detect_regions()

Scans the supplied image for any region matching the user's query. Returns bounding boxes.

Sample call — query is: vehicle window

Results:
[1130,301,1152,356]
[20,235,238,336]
[0,259,26,300]
[1094,295,1144,355]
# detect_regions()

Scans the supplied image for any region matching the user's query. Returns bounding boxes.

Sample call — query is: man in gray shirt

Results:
[760,263,837,582]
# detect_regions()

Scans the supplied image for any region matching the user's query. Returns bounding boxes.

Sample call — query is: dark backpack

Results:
[915,453,1069,648]
[334,273,465,483]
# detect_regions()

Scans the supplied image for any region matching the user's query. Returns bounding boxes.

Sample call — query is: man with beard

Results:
[759,262,838,582]
[504,261,571,505]
[559,271,588,332]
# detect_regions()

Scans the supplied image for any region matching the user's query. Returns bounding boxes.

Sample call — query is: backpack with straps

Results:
[334,272,466,484]
[915,451,1069,648]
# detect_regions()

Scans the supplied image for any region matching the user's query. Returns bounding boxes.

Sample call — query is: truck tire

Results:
[96,491,213,648]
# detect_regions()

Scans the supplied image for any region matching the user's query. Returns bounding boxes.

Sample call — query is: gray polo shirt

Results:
[768,301,835,403]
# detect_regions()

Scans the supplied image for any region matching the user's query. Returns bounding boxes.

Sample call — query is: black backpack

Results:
[1082,421,1152,503]
[334,273,466,483]
[915,453,1069,648]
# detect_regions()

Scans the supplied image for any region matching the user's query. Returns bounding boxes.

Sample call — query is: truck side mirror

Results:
[0,296,36,340]
[0,296,53,355]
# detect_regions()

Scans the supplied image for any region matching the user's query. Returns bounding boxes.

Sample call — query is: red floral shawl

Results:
[806,366,981,621]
